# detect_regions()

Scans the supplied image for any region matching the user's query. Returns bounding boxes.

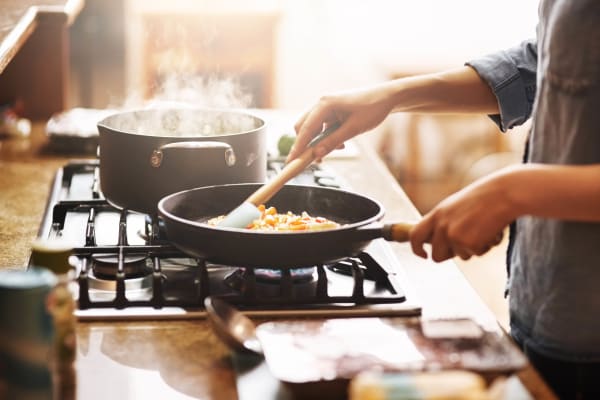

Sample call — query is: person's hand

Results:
[287,85,395,162]
[410,168,518,262]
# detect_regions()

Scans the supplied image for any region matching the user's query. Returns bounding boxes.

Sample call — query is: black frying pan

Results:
[158,183,413,268]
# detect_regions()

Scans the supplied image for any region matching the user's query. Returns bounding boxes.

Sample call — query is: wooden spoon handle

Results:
[382,223,414,242]
[246,123,340,206]
[246,149,315,206]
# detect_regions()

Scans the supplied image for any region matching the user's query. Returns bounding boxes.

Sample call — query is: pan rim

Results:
[157,183,386,236]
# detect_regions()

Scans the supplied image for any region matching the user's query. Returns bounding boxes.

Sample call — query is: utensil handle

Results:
[151,141,235,168]
[246,123,340,206]
[246,150,314,206]
[382,223,414,242]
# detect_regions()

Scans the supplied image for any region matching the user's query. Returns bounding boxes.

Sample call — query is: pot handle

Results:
[150,141,236,168]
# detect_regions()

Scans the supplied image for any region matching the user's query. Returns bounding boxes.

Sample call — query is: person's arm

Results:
[288,66,497,161]
[467,38,538,132]
[505,164,600,221]
[410,163,600,262]
[387,66,499,114]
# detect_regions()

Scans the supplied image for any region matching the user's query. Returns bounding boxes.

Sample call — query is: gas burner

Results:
[253,267,316,283]
[327,259,377,280]
[223,267,318,298]
[91,254,151,279]
[87,270,153,301]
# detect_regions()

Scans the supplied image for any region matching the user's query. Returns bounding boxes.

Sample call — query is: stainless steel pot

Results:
[98,108,267,215]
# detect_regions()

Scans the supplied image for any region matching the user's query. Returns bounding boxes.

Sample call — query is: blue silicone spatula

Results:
[217,124,340,228]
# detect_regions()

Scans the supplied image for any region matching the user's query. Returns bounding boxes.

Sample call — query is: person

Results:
[287,1,600,398]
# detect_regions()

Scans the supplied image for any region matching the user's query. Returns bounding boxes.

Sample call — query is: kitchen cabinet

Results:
[0,0,84,120]
[0,116,556,399]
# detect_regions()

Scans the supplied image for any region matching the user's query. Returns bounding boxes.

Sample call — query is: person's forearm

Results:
[503,163,600,222]
[384,66,499,115]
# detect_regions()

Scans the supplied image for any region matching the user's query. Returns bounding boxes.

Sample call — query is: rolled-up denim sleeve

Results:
[466,39,538,132]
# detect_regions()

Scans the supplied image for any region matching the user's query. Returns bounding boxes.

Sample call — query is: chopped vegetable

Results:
[277,134,296,156]
[208,204,340,231]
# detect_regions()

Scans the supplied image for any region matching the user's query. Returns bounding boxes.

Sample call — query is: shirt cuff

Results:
[467,54,531,132]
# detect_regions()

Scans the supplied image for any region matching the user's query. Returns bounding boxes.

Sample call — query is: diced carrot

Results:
[266,206,277,215]
[231,204,339,231]
[288,223,308,230]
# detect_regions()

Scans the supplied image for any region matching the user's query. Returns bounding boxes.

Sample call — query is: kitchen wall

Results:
[121,0,538,109]
[274,0,538,108]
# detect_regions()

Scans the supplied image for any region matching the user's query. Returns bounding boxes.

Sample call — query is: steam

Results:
[148,74,253,110]
[107,13,260,138]
[107,74,259,137]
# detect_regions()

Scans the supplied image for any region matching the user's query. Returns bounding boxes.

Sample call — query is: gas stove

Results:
[33,159,421,320]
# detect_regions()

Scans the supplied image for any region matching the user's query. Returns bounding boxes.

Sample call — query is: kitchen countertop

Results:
[0,119,556,399]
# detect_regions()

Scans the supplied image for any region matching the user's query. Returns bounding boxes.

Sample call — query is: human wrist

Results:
[362,80,404,114]
[495,164,533,220]
[387,77,422,113]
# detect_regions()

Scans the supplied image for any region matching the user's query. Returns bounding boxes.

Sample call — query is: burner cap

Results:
[253,267,316,283]
[223,267,318,298]
[91,254,150,279]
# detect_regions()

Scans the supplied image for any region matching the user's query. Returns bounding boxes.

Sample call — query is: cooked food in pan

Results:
[208,204,340,231]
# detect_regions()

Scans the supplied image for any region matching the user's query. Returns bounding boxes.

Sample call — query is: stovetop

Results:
[33,159,421,320]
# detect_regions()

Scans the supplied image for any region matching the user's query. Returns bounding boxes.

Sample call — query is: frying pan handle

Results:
[381,222,414,242]
[150,141,236,168]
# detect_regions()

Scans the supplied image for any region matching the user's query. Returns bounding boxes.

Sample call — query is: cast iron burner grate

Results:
[32,160,419,319]
[71,205,405,310]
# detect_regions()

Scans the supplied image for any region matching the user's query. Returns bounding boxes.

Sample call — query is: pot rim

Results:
[97,106,266,138]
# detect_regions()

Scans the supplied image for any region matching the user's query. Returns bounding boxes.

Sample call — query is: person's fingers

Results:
[469,231,502,256]
[289,116,309,158]
[293,109,310,135]
[411,217,502,261]
[473,238,498,256]
[430,226,454,262]
[451,244,473,260]
[472,244,491,256]
[410,216,434,258]
[288,110,317,162]
[464,229,503,256]
[493,231,503,245]
[311,121,355,160]
[290,106,337,160]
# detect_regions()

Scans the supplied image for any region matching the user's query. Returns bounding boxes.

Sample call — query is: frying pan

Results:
[158,183,413,268]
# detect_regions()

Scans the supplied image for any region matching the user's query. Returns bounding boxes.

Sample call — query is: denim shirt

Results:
[467,0,600,362]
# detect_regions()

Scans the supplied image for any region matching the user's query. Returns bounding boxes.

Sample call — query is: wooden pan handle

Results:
[382,223,414,242]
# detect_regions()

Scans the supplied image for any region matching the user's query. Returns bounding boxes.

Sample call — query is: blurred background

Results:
[69,0,535,208]
[51,0,540,327]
